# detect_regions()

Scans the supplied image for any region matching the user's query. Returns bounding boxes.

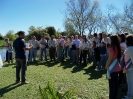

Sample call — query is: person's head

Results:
[94,33,97,38]
[17,31,25,39]
[8,43,11,46]
[79,36,82,41]
[71,36,74,40]
[75,35,78,39]
[30,36,33,40]
[32,36,36,40]
[125,34,133,47]
[124,32,129,36]
[5,38,9,42]
[110,34,121,60]
[119,33,125,43]
[102,33,107,38]
[82,35,86,39]
[92,41,97,47]
[89,34,93,39]
[59,35,62,39]
[101,41,106,47]
[41,35,45,40]
[99,33,103,40]
[51,35,55,39]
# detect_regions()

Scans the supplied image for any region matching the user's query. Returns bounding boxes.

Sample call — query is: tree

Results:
[27,26,50,41]
[0,33,4,40]
[65,0,99,35]
[5,30,17,41]
[45,26,56,36]
[64,20,79,36]
[123,0,133,33]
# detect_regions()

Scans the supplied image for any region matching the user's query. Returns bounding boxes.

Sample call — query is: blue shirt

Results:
[72,39,80,48]
[13,38,26,59]
[99,46,107,55]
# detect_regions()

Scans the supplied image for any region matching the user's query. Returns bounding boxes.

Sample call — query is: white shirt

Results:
[93,37,99,44]
[30,40,39,48]
[39,39,47,48]
[48,39,57,47]
[64,40,69,47]
[124,46,133,69]
[120,42,127,51]
[82,41,89,50]
[69,40,73,48]
[102,37,111,44]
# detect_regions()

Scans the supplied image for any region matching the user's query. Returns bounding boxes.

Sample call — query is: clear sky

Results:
[0,0,130,35]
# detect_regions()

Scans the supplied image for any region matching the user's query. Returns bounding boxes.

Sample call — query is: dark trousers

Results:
[80,51,83,63]
[118,70,126,85]
[83,50,87,65]
[49,47,56,61]
[8,52,13,63]
[109,72,119,99]
[6,51,8,61]
[16,58,27,82]
[64,47,68,57]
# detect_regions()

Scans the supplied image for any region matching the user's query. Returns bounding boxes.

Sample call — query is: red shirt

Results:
[108,47,121,72]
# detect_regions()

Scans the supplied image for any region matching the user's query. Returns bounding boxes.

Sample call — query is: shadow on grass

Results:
[59,60,76,69]
[3,63,16,67]
[0,83,22,97]
[27,60,56,67]
[71,64,85,73]
[83,65,106,80]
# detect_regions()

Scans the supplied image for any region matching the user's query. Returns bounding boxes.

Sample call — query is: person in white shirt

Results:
[56,35,64,62]
[64,36,69,58]
[4,38,9,62]
[102,33,111,47]
[7,43,13,64]
[72,35,80,63]
[39,36,47,61]
[119,34,127,53]
[93,33,99,45]
[123,35,133,99]
[68,36,74,62]
[48,35,57,61]
[82,36,89,66]
[29,36,39,62]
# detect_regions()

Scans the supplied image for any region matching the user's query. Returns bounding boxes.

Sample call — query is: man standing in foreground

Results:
[13,31,33,84]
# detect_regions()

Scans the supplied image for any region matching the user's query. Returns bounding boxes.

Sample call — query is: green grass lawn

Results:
[0,59,126,99]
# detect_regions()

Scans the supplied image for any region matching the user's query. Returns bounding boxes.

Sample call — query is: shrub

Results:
[39,79,76,99]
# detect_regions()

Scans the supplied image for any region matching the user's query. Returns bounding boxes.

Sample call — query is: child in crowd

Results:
[96,41,107,71]
[7,43,13,64]
[92,41,100,68]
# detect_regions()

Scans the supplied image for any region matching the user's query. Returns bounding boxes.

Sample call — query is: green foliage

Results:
[5,30,18,41]
[27,26,50,40]
[39,79,76,99]
[60,31,79,36]
[0,33,4,40]
[45,26,56,37]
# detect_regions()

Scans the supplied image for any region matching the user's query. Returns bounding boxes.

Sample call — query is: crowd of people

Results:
[4,31,133,99]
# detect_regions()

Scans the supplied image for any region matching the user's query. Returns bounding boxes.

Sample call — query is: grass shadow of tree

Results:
[83,65,106,80]
[59,60,76,69]
[71,64,85,73]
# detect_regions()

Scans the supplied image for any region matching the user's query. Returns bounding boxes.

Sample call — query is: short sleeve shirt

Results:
[13,38,26,59]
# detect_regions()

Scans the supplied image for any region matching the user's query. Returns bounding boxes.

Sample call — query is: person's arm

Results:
[23,46,33,50]
[105,51,113,69]
[22,40,33,50]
